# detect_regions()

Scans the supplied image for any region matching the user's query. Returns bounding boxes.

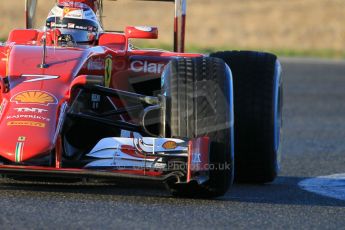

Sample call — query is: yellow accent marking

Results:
[5,49,10,76]
[162,141,178,150]
[105,57,113,87]
[12,91,57,105]
[7,121,46,128]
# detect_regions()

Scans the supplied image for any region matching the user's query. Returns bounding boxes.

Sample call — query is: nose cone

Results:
[0,101,58,163]
[0,131,55,162]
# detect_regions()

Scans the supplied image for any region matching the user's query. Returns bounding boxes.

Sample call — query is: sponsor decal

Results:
[91,94,101,109]
[75,25,88,30]
[22,75,60,83]
[87,58,104,71]
[134,26,153,32]
[7,121,46,128]
[91,94,101,102]
[15,137,26,163]
[7,115,50,122]
[162,141,178,150]
[105,56,113,87]
[192,153,202,164]
[188,137,210,179]
[14,108,48,114]
[10,91,58,106]
[63,8,83,19]
[47,20,96,32]
[130,61,165,74]
[68,23,75,29]
[49,22,67,28]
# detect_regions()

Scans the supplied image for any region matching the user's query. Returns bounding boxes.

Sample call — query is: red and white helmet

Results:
[58,0,98,13]
[46,1,102,44]
[57,0,99,13]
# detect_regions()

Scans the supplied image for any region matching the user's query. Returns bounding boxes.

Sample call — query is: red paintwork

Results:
[187,137,210,183]
[120,145,156,160]
[98,33,126,49]
[8,29,38,44]
[55,135,62,168]
[125,27,158,40]
[0,0,201,179]
[0,30,201,164]
[0,164,163,177]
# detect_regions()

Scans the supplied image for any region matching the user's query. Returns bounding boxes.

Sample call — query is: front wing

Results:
[0,137,210,185]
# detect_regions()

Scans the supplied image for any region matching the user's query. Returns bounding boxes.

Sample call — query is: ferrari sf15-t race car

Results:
[0,0,283,197]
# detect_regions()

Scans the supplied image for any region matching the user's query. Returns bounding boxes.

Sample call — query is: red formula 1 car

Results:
[0,0,283,197]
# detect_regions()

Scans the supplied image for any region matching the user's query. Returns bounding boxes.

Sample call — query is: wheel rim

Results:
[225,64,235,184]
[273,61,283,170]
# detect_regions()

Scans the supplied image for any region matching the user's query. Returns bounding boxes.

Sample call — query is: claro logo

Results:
[130,61,165,74]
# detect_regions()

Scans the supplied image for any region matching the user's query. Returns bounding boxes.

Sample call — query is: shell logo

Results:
[162,141,178,150]
[10,91,58,106]
[63,8,73,17]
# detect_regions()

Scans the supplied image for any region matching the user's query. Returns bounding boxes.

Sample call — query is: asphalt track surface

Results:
[0,58,345,229]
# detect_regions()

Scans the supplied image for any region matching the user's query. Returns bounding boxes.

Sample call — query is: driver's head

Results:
[46,1,101,44]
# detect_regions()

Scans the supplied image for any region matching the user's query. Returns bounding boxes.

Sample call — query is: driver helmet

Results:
[46,1,102,44]
[57,0,98,13]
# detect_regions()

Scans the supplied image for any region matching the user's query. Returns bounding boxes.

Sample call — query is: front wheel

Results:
[161,57,234,197]
[210,51,283,183]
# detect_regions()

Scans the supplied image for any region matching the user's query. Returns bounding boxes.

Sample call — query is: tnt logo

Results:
[14,108,48,114]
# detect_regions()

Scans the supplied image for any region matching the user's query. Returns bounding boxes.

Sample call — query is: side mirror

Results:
[125,26,158,40]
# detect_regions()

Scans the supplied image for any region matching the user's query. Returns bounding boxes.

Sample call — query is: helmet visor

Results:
[46,17,98,43]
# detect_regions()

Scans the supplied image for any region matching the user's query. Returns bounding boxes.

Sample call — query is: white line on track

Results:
[299,173,345,201]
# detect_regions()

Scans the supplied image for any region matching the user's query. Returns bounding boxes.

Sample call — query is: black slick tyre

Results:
[161,57,234,197]
[210,51,283,183]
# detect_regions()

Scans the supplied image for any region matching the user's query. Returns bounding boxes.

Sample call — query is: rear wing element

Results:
[25,0,37,29]
[132,0,187,53]
[174,0,187,53]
